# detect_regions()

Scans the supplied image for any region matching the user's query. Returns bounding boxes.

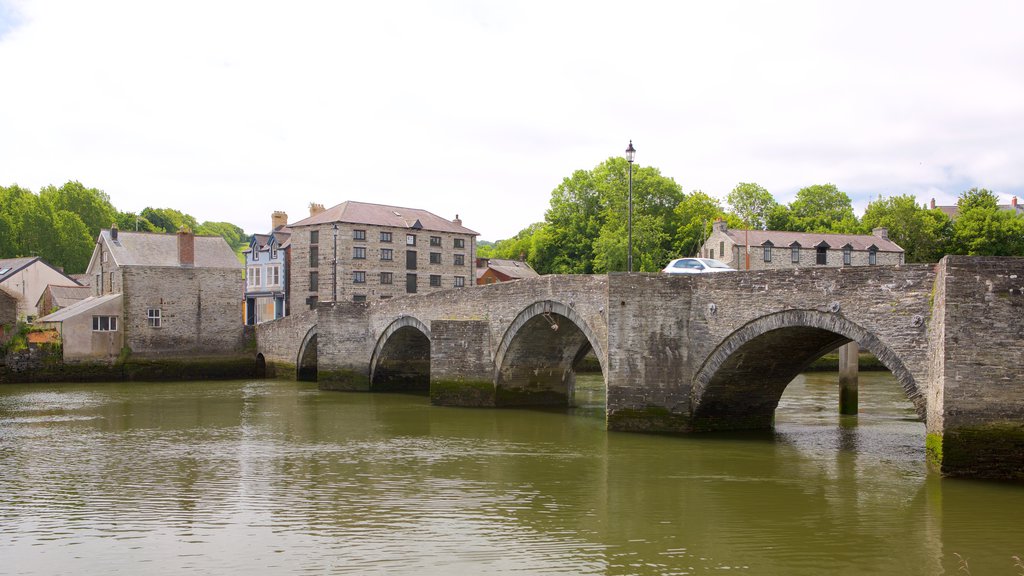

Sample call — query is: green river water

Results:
[1,372,1022,575]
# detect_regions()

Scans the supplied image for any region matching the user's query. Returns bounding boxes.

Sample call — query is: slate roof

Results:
[244,226,292,255]
[289,201,478,235]
[100,230,241,269]
[36,293,122,323]
[484,259,540,280]
[43,285,92,308]
[0,257,82,286]
[722,229,904,252]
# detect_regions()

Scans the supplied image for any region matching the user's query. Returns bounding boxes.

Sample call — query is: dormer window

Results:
[790,242,801,264]
[842,244,853,266]
[868,245,878,266]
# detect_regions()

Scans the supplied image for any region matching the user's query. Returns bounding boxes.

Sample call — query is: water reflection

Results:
[1,374,1021,575]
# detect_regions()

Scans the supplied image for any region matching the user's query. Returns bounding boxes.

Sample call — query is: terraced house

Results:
[288,201,478,309]
[244,211,291,325]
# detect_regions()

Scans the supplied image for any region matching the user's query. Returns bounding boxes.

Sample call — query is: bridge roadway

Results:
[256,255,1024,480]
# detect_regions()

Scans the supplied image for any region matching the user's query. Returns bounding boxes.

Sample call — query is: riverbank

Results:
[0,355,258,384]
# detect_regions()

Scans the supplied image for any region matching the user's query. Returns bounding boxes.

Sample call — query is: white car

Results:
[661,258,736,274]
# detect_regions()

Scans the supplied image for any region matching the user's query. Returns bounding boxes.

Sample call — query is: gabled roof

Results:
[99,230,241,269]
[0,257,82,286]
[36,293,122,323]
[40,285,92,309]
[722,229,903,252]
[484,259,540,280]
[289,201,478,235]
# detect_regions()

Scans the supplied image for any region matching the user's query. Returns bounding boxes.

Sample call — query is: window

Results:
[710,249,715,259]
[816,247,828,265]
[247,266,261,287]
[380,272,393,285]
[454,254,465,266]
[310,230,319,244]
[719,241,725,259]
[454,276,465,288]
[353,294,367,302]
[843,246,852,265]
[353,229,366,241]
[309,271,319,291]
[763,245,772,263]
[406,273,417,293]
[353,271,366,284]
[147,308,161,328]
[791,246,800,264]
[253,248,259,261]
[869,248,877,266]
[353,246,366,259]
[430,236,442,247]
[430,252,441,264]
[406,250,417,270]
[267,266,280,286]
[271,245,277,259]
[309,246,319,267]
[430,274,441,287]
[92,315,117,332]
[454,238,465,249]
[380,231,392,243]
[381,248,393,261]
[406,234,416,246]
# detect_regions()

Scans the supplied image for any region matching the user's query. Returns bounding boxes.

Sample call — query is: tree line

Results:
[478,157,1024,273]
[0,182,248,274]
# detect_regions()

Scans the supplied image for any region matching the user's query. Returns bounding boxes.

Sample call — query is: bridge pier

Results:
[838,342,859,415]
[317,302,372,391]
[429,320,496,407]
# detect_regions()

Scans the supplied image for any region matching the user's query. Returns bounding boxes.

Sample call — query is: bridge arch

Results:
[493,300,606,407]
[691,309,924,431]
[296,326,318,381]
[369,316,432,392]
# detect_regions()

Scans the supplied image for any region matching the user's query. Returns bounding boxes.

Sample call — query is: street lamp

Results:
[332,222,338,302]
[625,140,636,272]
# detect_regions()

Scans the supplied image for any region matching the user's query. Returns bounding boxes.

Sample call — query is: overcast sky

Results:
[2,1,1022,241]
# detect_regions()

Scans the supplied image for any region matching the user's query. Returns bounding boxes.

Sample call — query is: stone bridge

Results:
[256,256,1024,479]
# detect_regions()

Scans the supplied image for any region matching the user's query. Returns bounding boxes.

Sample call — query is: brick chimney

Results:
[929,198,936,209]
[178,227,195,267]
[872,227,889,239]
[110,223,118,240]
[271,211,288,230]
[453,213,462,226]
[1013,196,1018,208]
[309,203,325,217]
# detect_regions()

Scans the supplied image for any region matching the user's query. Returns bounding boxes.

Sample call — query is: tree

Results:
[141,207,199,233]
[726,182,776,230]
[861,195,952,262]
[951,188,1024,256]
[788,183,856,232]
[673,190,727,258]
[50,210,93,273]
[39,181,117,239]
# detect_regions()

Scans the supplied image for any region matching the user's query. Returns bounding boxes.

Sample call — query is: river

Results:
[1,372,1022,575]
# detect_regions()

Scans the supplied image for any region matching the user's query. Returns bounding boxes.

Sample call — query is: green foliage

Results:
[951,188,1024,256]
[788,183,855,232]
[673,191,726,258]
[862,195,953,262]
[0,182,251,274]
[727,182,776,230]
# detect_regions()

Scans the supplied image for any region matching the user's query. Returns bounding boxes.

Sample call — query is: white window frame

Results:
[267,265,280,287]
[454,276,465,288]
[147,308,161,328]
[92,315,117,332]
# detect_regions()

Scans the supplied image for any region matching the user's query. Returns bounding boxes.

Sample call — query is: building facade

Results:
[700,221,904,271]
[78,227,245,358]
[288,201,478,310]
[244,211,291,325]
[0,257,83,322]
[476,258,540,285]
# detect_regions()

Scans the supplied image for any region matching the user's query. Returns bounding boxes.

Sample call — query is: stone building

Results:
[288,201,478,310]
[0,288,16,345]
[244,211,291,325]
[48,227,246,359]
[476,258,540,285]
[36,294,123,361]
[0,257,83,322]
[700,220,904,270]
[36,284,91,318]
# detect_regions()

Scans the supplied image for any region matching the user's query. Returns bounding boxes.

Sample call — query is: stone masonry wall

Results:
[122,266,244,356]
[255,309,317,365]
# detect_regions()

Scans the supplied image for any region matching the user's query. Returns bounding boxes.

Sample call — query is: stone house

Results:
[0,288,16,345]
[475,258,540,285]
[36,284,92,318]
[0,257,83,323]
[243,211,291,325]
[288,201,478,310]
[50,227,245,359]
[700,220,905,270]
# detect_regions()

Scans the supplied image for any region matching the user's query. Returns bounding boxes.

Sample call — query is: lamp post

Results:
[625,140,636,272]
[332,222,338,302]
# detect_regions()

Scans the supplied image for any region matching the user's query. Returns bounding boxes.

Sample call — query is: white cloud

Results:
[1,0,1022,240]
